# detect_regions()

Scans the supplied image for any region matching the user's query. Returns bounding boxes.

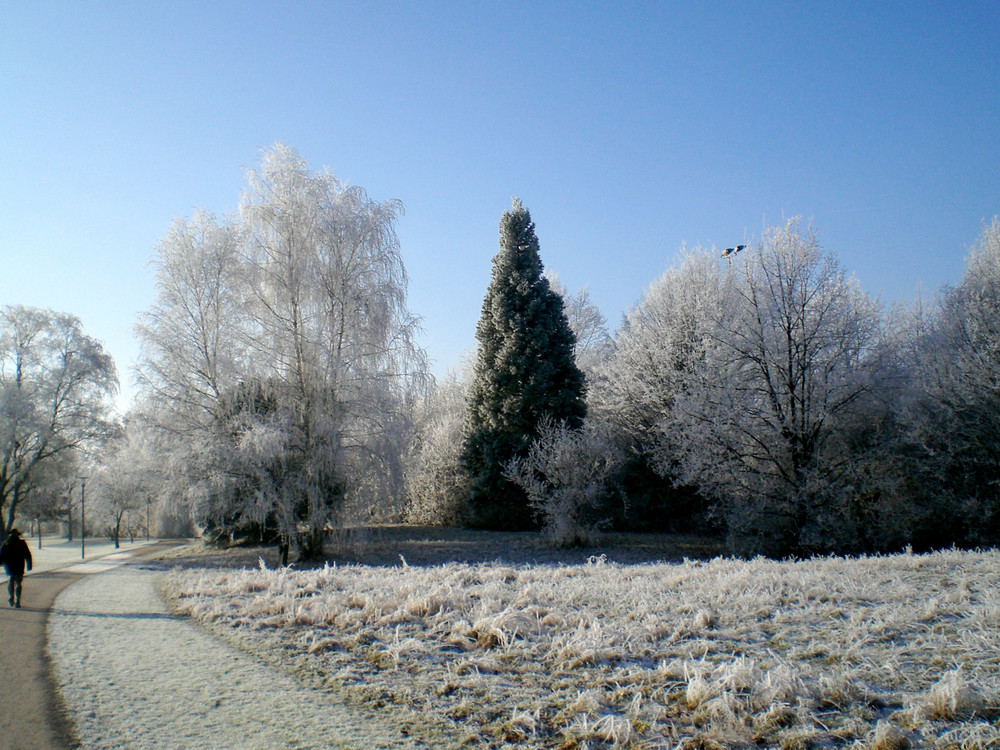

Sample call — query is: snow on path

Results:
[29,537,160,574]
[48,562,424,750]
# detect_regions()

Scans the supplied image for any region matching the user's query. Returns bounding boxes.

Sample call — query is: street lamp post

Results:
[80,477,87,560]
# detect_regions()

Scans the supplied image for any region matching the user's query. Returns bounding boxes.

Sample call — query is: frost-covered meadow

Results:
[165,541,1000,749]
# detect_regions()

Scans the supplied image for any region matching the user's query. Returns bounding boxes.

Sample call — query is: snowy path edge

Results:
[47,561,430,750]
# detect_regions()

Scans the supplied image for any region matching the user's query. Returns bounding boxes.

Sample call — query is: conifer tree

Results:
[462,199,586,529]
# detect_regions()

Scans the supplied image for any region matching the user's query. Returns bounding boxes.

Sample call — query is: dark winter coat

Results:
[0,535,32,577]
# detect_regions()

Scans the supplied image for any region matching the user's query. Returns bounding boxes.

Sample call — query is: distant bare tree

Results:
[0,306,117,538]
[91,461,142,548]
[91,416,174,545]
[16,449,78,539]
[545,273,613,378]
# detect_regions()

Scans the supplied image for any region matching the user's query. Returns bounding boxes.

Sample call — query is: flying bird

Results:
[721,244,746,258]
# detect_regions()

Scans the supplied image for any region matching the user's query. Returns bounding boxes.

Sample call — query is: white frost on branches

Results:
[505,419,622,547]
[135,144,429,557]
[667,220,885,553]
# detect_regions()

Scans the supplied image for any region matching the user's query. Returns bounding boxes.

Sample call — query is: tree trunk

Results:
[297,527,325,561]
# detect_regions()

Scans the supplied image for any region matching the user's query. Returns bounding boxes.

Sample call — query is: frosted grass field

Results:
[165,543,1000,748]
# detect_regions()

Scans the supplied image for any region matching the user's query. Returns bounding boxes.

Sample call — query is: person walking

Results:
[1,528,33,608]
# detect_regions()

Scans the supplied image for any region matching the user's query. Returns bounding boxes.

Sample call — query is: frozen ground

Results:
[168,546,1000,748]
[48,559,434,749]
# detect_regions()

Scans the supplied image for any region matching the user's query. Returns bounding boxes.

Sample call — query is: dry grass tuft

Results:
[867,720,910,750]
[912,669,988,721]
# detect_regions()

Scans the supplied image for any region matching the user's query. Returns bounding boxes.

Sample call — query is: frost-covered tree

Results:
[0,306,118,539]
[462,200,586,529]
[134,211,246,538]
[587,248,723,530]
[135,144,428,558]
[237,145,427,556]
[902,218,1000,545]
[405,363,471,526]
[669,221,884,555]
[112,415,182,538]
[91,426,151,547]
[545,273,613,378]
[135,211,246,436]
[504,418,622,547]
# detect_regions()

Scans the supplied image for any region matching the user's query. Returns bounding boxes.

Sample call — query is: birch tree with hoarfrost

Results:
[239,145,428,557]
[135,211,247,541]
[135,211,246,435]
[136,144,428,559]
[668,221,884,555]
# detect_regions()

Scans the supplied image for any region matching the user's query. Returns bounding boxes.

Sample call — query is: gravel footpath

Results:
[48,561,424,749]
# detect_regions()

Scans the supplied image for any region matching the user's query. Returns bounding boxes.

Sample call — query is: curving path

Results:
[48,562,431,749]
[4,539,440,749]
[0,540,182,750]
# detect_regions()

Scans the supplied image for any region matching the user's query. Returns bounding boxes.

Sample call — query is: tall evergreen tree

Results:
[462,199,586,529]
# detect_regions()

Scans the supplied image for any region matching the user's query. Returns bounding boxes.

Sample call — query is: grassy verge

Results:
[161,530,1000,748]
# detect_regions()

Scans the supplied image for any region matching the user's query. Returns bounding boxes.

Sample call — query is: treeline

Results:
[410,214,1000,557]
[129,146,1000,557]
[7,144,994,559]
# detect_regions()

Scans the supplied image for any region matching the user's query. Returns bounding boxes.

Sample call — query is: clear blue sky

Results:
[3,1,998,411]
